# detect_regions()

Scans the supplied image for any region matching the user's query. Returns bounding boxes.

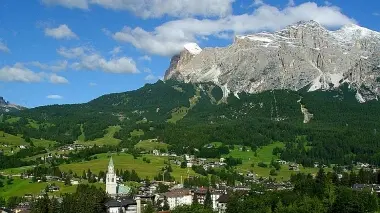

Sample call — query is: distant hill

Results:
[0,97,26,113]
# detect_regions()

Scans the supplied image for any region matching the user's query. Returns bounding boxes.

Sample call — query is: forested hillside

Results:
[2,80,380,167]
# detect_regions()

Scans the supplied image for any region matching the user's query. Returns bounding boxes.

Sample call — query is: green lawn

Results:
[76,126,121,146]
[59,153,194,181]
[135,140,169,151]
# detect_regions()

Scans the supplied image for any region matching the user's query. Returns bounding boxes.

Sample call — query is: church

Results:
[105,157,141,213]
[106,157,132,197]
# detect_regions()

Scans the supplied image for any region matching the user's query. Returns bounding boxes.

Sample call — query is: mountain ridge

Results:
[0,96,25,113]
[164,20,380,103]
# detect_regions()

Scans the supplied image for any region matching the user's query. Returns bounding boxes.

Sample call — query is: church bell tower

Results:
[106,157,117,195]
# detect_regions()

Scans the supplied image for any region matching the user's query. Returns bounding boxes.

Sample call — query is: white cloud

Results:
[252,0,264,6]
[45,24,78,40]
[287,0,295,7]
[373,12,380,16]
[113,2,354,56]
[89,82,97,86]
[50,74,69,84]
[59,46,139,73]
[144,74,158,81]
[0,41,10,53]
[42,0,89,9]
[143,68,151,73]
[30,60,68,72]
[0,64,42,83]
[46,95,63,99]
[109,46,122,56]
[42,0,234,18]
[57,46,88,58]
[139,55,151,61]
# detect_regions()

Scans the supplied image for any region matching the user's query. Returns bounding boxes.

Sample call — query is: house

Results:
[216,194,229,213]
[152,150,160,156]
[105,197,140,213]
[163,189,192,210]
[193,188,221,211]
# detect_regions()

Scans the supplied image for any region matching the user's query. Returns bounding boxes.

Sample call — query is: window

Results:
[112,178,114,182]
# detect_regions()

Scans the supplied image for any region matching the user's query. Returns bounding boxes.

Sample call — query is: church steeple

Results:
[108,157,115,174]
[106,156,117,195]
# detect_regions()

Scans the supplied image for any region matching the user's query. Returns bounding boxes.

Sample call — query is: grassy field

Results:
[167,107,189,123]
[76,126,121,146]
[32,138,57,148]
[130,129,144,137]
[5,117,20,124]
[0,177,105,199]
[135,140,169,151]
[78,124,85,141]
[223,142,326,180]
[0,131,27,146]
[59,153,195,181]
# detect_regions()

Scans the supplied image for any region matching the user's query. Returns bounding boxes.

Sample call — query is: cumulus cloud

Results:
[139,55,151,62]
[109,46,122,56]
[113,2,354,56]
[46,95,63,99]
[45,24,78,40]
[57,46,88,58]
[42,0,234,18]
[30,60,68,72]
[58,46,138,73]
[50,74,69,84]
[0,64,42,83]
[0,41,10,53]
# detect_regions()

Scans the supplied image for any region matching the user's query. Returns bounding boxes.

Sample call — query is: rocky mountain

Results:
[165,20,380,103]
[0,97,25,112]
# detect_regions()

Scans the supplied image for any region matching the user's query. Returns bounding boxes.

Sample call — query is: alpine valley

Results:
[2,21,380,175]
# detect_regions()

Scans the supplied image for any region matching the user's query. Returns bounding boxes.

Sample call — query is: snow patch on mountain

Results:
[184,43,202,55]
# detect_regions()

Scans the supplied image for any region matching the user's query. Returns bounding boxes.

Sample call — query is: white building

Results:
[164,189,193,210]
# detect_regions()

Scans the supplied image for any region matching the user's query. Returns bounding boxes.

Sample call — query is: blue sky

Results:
[0,0,379,107]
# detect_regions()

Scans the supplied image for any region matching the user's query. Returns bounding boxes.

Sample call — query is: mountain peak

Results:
[184,43,202,55]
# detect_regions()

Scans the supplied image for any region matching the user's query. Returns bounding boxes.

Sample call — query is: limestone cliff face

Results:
[165,21,380,102]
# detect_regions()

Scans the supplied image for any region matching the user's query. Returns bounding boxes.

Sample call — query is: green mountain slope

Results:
[1,80,380,166]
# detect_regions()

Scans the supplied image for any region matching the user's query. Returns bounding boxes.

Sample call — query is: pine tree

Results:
[192,193,199,205]
[163,196,170,211]
[64,176,71,186]
[143,202,155,213]
[204,188,212,209]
